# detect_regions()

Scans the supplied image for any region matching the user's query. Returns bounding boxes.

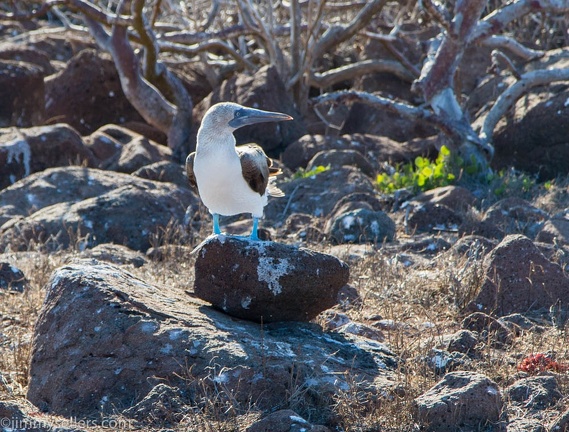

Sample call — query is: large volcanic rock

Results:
[45,49,146,135]
[27,260,397,422]
[0,124,96,190]
[0,180,197,252]
[0,60,44,128]
[473,234,569,316]
[194,235,349,322]
[414,371,504,431]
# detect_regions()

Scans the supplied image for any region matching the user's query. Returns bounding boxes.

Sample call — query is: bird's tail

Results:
[267,177,284,197]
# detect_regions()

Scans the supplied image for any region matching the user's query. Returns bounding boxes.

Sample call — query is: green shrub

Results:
[376,145,456,193]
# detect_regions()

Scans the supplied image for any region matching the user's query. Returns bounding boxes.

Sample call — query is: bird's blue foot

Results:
[212,213,221,235]
[250,217,260,240]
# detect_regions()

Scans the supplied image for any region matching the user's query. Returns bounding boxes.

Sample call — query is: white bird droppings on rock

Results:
[257,257,290,295]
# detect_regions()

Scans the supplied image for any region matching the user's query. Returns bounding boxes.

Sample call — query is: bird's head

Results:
[201,102,293,132]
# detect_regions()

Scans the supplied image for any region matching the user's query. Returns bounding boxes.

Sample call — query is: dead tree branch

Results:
[481,67,569,142]
[309,59,416,88]
[310,0,388,62]
[482,36,545,61]
[472,0,569,44]
[312,90,474,146]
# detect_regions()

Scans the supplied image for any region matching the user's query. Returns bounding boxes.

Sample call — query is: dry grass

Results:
[2,187,569,430]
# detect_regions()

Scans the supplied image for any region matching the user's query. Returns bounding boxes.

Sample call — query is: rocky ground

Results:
[1,13,569,432]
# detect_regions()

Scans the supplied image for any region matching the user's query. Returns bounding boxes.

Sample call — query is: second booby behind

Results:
[186,102,292,240]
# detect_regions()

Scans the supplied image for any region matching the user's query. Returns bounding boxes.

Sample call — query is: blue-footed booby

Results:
[186,102,292,240]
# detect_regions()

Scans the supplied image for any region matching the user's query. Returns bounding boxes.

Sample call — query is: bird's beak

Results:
[229,107,293,129]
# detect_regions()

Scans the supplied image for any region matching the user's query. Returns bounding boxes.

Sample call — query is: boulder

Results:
[0,60,44,128]
[0,182,197,252]
[492,86,569,180]
[0,124,96,190]
[505,375,562,410]
[325,208,396,244]
[28,260,397,422]
[473,235,569,316]
[536,208,569,246]
[443,329,478,355]
[132,161,188,188]
[461,312,514,347]
[0,400,84,432]
[196,65,305,154]
[306,149,376,178]
[405,202,463,233]
[414,371,504,431]
[482,198,548,239]
[81,243,147,268]
[0,42,56,75]
[0,262,28,292]
[108,135,172,174]
[45,49,146,135]
[410,185,476,213]
[265,166,378,220]
[246,409,330,432]
[0,166,169,226]
[122,383,186,425]
[194,235,349,322]
[342,101,436,143]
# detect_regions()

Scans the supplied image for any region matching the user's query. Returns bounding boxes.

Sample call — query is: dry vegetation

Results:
[2,178,569,431]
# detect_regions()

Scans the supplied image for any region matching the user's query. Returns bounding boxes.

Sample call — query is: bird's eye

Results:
[235,111,241,117]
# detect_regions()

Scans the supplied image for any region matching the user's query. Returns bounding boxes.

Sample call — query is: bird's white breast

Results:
[194,146,267,218]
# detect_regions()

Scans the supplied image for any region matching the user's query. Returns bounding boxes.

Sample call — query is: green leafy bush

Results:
[376,145,455,193]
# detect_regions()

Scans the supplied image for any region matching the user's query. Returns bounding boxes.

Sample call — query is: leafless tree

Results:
[3,0,569,168]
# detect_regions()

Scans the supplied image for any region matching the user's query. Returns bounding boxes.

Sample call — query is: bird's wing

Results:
[237,144,285,198]
[237,144,269,196]
[185,152,199,192]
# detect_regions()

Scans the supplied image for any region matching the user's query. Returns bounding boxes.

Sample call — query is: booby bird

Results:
[186,102,293,240]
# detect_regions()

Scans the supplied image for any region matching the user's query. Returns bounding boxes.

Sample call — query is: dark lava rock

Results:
[405,202,462,233]
[265,166,378,220]
[0,182,197,252]
[81,243,147,268]
[411,185,476,213]
[414,371,503,432]
[505,375,562,410]
[536,208,569,246]
[461,312,514,347]
[45,49,145,135]
[473,234,569,316]
[132,161,188,188]
[493,86,569,180]
[0,124,96,190]
[0,166,161,226]
[246,409,331,432]
[282,133,436,171]
[306,149,376,178]
[194,235,349,322]
[444,329,478,355]
[28,260,396,422]
[122,383,186,425]
[482,197,548,239]
[326,208,396,244]
[0,60,44,128]
[0,261,28,292]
